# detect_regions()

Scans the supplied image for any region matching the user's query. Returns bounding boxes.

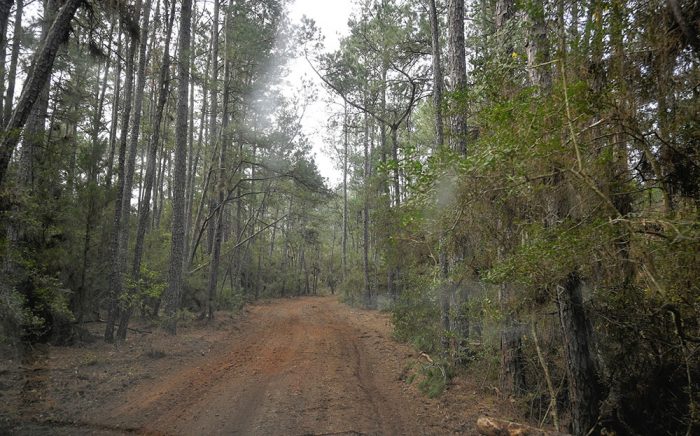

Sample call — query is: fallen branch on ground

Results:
[476,417,571,436]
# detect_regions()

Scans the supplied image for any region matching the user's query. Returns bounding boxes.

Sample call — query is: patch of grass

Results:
[418,364,449,398]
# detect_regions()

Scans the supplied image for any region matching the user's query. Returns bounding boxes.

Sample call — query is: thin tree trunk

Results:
[131,0,175,314]
[153,137,166,227]
[428,0,444,149]
[106,32,123,188]
[363,103,370,305]
[0,0,13,120]
[105,21,137,343]
[428,0,451,352]
[184,44,209,266]
[3,0,22,126]
[447,0,467,155]
[207,3,230,320]
[500,282,525,395]
[389,124,401,300]
[163,0,193,334]
[342,101,348,282]
[116,0,154,341]
[439,236,451,352]
[391,126,400,208]
[531,320,560,431]
[493,0,523,398]
[183,9,198,269]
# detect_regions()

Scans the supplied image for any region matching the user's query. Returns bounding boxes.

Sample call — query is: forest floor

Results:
[0,296,508,435]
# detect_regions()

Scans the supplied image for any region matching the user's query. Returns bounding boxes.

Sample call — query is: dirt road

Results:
[109,296,430,435]
[3,297,496,435]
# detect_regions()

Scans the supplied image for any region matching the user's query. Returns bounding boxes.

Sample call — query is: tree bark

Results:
[447,0,467,155]
[526,0,552,92]
[183,3,198,271]
[0,0,13,120]
[429,0,451,352]
[557,273,601,435]
[342,101,348,282]
[495,0,515,54]
[106,31,123,189]
[363,103,371,305]
[3,0,22,126]
[132,0,174,319]
[439,236,450,352]
[185,29,210,267]
[207,1,230,321]
[116,0,154,341]
[105,20,138,343]
[427,0,444,149]
[390,126,400,207]
[163,0,193,334]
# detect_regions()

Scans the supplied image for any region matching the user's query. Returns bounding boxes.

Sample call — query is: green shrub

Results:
[392,284,441,354]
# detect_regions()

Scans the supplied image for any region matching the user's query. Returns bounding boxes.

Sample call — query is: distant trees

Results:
[1,0,328,347]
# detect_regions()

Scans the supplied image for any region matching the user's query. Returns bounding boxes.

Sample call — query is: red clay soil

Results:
[1,296,505,435]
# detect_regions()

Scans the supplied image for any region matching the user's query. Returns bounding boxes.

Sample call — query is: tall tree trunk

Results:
[428,0,444,149]
[389,124,401,299]
[439,236,451,352]
[557,273,601,435]
[500,280,526,395]
[116,0,153,341]
[106,32,123,188]
[3,0,22,126]
[105,20,137,343]
[447,0,467,155]
[526,0,552,92]
[492,0,525,397]
[0,0,13,120]
[183,5,198,270]
[153,136,166,227]
[163,0,192,334]
[363,103,371,305]
[390,126,400,208]
[207,2,230,321]
[342,101,348,282]
[378,62,394,299]
[495,0,515,52]
[185,33,210,267]
[132,0,175,316]
[428,0,451,352]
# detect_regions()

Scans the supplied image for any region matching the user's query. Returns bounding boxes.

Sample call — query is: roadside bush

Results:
[392,284,441,354]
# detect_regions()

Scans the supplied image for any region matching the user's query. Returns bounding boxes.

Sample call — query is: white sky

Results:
[287,0,354,187]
